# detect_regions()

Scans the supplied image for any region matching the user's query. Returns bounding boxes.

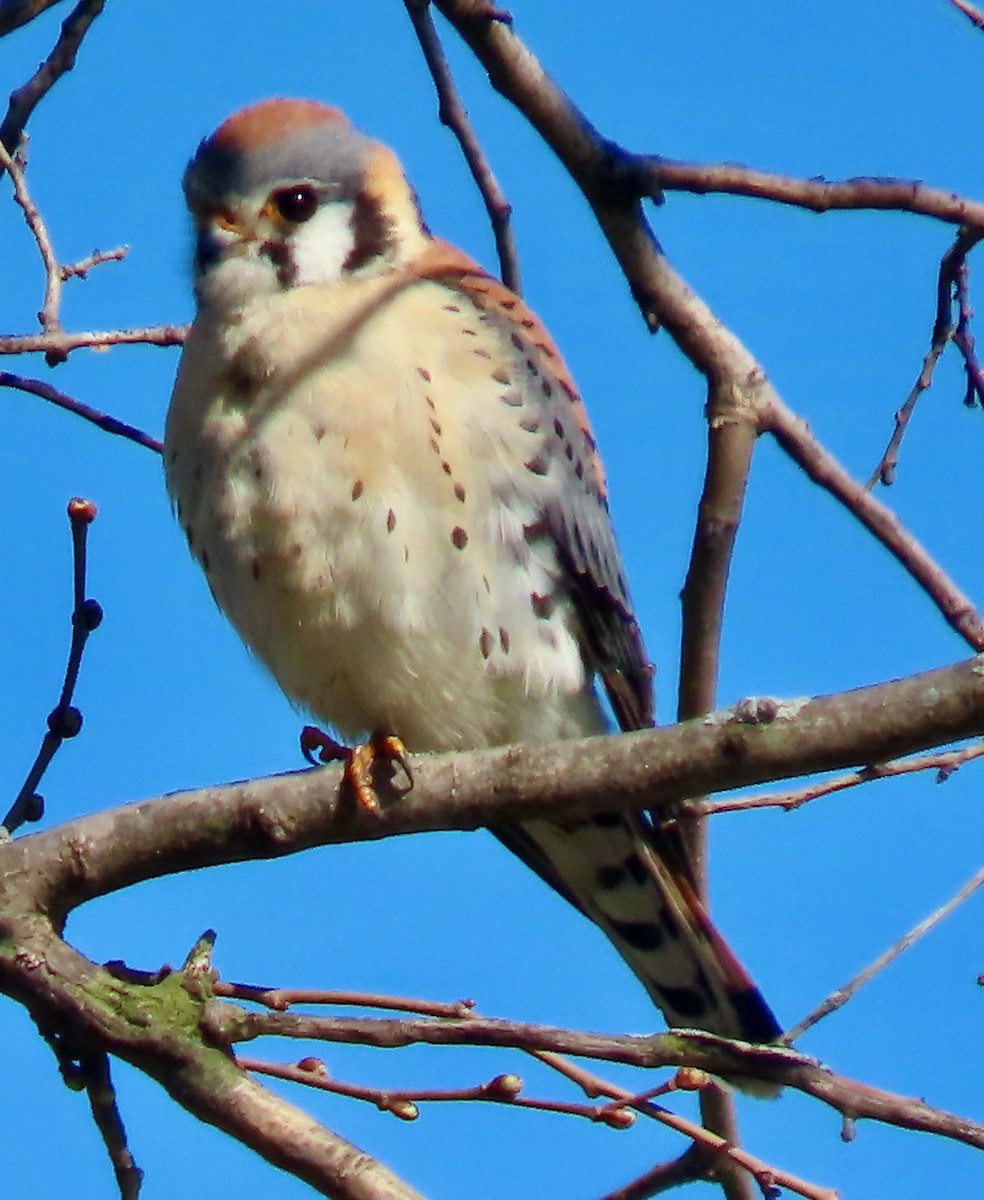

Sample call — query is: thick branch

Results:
[0,917,424,1200]
[5,656,984,920]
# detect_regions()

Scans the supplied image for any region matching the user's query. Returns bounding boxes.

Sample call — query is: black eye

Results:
[271,184,319,223]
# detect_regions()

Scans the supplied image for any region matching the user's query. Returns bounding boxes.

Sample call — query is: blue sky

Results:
[1,1,983,1196]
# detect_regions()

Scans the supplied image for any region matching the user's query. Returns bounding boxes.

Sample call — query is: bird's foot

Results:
[300,726,413,811]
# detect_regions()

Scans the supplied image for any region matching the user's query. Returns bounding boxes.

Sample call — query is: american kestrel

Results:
[165,99,779,1044]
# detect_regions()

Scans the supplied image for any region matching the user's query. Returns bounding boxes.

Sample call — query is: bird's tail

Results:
[495,810,781,1044]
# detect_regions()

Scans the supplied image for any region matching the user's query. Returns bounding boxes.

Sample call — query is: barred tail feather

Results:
[494,811,781,1044]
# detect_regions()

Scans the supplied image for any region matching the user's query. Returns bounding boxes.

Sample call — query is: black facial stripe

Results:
[343,190,395,272]
[260,237,296,288]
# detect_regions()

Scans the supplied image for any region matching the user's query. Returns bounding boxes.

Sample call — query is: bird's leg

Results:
[300,725,413,811]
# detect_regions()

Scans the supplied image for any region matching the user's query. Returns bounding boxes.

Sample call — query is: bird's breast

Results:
[164,276,603,750]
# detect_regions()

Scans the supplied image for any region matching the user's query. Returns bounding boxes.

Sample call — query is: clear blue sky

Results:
[1,1,982,1196]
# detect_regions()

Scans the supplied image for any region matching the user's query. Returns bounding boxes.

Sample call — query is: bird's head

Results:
[183,98,429,311]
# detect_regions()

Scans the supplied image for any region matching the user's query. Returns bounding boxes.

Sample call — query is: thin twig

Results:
[0,372,163,452]
[527,1053,834,1200]
[238,1056,634,1127]
[952,254,984,406]
[867,230,982,487]
[786,864,984,1042]
[0,0,106,156]
[0,1,66,37]
[80,1053,144,1200]
[690,740,984,815]
[60,245,128,279]
[2,497,102,835]
[403,0,522,293]
[0,325,187,357]
[0,137,63,335]
[213,980,474,1018]
[595,1147,704,1200]
[948,0,984,31]
[766,398,984,649]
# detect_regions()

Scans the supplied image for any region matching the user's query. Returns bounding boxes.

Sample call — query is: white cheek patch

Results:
[289,201,357,286]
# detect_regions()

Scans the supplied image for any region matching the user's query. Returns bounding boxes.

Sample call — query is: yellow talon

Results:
[301,726,412,810]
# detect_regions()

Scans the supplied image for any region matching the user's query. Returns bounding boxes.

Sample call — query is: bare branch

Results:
[785,865,984,1041]
[6,656,984,918]
[0,372,163,452]
[0,0,66,37]
[766,400,984,649]
[0,138,63,335]
[0,325,187,357]
[79,1053,144,1200]
[632,158,984,228]
[60,245,128,279]
[213,981,475,1018]
[0,0,106,156]
[692,740,984,815]
[403,0,522,292]
[867,229,983,487]
[948,0,984,32]
[431,1,984,654]
[239,1055,634,1127]
[2,497,102,835]
[202,1001,984,1153]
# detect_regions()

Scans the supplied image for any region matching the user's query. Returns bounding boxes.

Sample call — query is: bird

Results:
[164,98,780,1046]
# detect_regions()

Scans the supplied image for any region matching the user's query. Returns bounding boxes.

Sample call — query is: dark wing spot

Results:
[416,366,432,382]
[525,455,549,476]
[530,592,554,619]
[591,811,622,828]
[525,357,539,375]
[610,918,664,952]
[442,303,461,313]
[492,366,511,385]
[451,526,468,550]
[659,905,681,940]
[351,480,364,500]
[453,482,466,503]
[553,418,564,438]
[311,421,327,441]
[478,628,494,659]
[729,989,783,1042]
[659,985,710,1021]
[519,416,540,434]
[441,460,453,476]
[596,865,625,890]
[387,509,397,533]
[542,379,553,397]
[500,390,523,407]
[510,332,524,350]
[430,418,442,436]
[499,627,510,653]
[473,347,492,359]
[430,438,441,455]
[623,853,649,886]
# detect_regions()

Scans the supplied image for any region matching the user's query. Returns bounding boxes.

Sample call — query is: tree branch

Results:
[0,0,105,156]
[3,656,983,921]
